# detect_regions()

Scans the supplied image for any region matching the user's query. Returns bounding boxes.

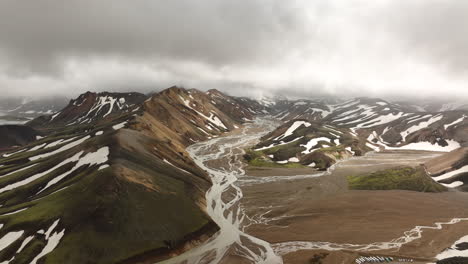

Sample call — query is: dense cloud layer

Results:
[0,0,468,100]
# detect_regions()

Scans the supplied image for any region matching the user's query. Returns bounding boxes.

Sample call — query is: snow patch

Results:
[0,231,24,252]
[29,136,91,161]
[434,165,468,182]
[30,222,65,264]
[37,147,110,194]
[277,121,311,140]
[445,115,466,130]
[17,236,34,253]
[389,140,460,152]
[301,137,331,154]
[436,235,468,260]
[112,121,127,130]
[400,114,443,142]
[440,181,464,188]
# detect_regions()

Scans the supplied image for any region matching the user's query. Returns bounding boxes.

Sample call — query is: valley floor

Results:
[171,118,468,264]
[241,151,468,263]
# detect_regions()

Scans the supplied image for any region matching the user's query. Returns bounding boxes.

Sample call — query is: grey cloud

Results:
[0,0,304,75]
[1,0,468,100]
[374,1,468,74]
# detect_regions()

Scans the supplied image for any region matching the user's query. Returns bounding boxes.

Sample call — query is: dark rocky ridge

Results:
[0,125,40,150]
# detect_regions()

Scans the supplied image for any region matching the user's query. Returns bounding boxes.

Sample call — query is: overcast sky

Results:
[1,0,468,100]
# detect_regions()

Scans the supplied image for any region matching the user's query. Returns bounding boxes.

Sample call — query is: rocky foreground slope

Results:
[0,86,264,264]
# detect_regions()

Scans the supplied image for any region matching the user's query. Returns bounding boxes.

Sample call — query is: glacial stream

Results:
[159,118,282,264]
[159,118,468,264]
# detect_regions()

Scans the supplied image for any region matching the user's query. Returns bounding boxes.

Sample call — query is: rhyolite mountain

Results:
[0,86,266,264]
[248,97,468,177]
[2,87,468,263]
[28,92,148,127]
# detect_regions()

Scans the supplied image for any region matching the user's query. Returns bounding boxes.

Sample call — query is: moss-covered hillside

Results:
[347,166,447,192]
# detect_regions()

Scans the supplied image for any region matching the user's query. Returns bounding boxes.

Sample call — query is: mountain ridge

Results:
[1,87,468,263]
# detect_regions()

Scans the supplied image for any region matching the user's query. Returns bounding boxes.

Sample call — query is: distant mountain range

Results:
[0,97,68,125]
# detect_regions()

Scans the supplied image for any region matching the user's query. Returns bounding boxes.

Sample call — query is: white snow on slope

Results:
[2,148,27,158]
[0,164,37,178]
[0,155,80,194]
[163,159,191,174]
[202,113,227,130]
[93,96,116,118]
[436,235,468,260]
[345,147,355,155]
[45,136,79,149]
[29,143,47,152]
[357,112,404,128]
[294,101,307,106]
[30,221,65,264]
[390,140,460,152]
[0,147,109,194]
[440,102,468,112]
[337,105,377,125]
[309,108,331,118]
[112,121,127,130]
[29,136,91,161]
[445,115,466,130]
[333,108,361,120]
[382,126,391,136]
[179,95,227,130]
[71,95,128,125]
[434,165,468,182]
[334,99,359,109]
[50,112,61,121]
[407,114,432,124]
[366,143,381,152]
[440,181,464,188]
[301,137,331,154]
[0,208,28,216]
[324,125,343,134]
[0,231,24,251]
[277,121,311,140]
[16,236,34,253]
[38,147,110,194]
[254,136,304,151]
[400,114,443,142]
[98,164,109,170]
[45,219,60,240]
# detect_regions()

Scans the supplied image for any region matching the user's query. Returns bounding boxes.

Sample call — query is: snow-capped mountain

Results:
[32,92,147,126]
[0,86,268,263]
[249,96,468,175]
